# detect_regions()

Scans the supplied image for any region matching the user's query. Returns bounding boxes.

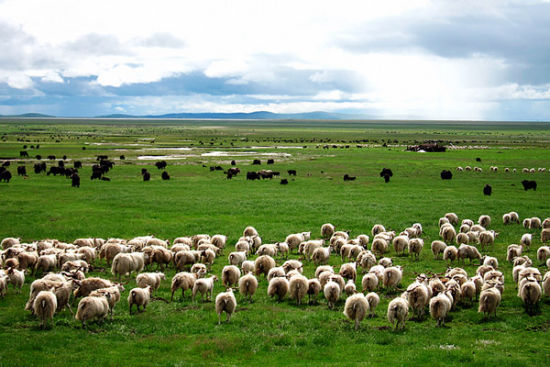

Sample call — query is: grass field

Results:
[0,118,549,366]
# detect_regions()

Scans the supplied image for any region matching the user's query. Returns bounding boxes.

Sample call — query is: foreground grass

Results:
[0,119,549,366]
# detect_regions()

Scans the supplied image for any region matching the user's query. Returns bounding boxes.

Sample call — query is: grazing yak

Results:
[521,180,537,191]
[483,184,492,196]
[440,170,452,180]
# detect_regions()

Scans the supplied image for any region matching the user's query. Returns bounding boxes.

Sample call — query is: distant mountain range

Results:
[0,113,54,118]
[95,111,365,120]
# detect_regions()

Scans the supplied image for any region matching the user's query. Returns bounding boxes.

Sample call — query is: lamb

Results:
[191,263,208,278]
[392,235,409,255]
[343,293,369,330]
[382,266,402,289]
[520,234,532,250]
[541,229,550,243]
[267,277,289,301]
[324,279,341,309]
[408,238,424,260]
[228,251,247,267]
[312,246,331,265]
[192,275,218,302]
[431,241,447,260]
[429,292,452,326]
[344,279,357,296]
[254,255,276,277]
[128,286,152,314]
[215,288,237,324]
[7,268,24,293]
[211,234,227,249]
[478,287,501,318]
[73,277,113,298]
[238,272,258,302]
[478,215,491,228]
[89,284,125,319]
[171,272,197,301]
[321,223,335,239]
[362,273,379,292]
[33,289,57,328]
[506,244,523,262]
[288,274,308,305]
[443,246,458,264]
[75,294,110,327]
[518,278,541,314]
[307,278,322,304]
[387,297,409,330]
[136,272,165,294]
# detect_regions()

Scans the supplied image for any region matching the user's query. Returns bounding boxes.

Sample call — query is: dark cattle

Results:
[272,171,280,176]
[380,168,393,178]
[96,155,108,161]
[440,170,453,180]
[36,155,42,160]
[20,151,29,157]
[0,170,12,183]
[17,166,26,176]
[47,166,65,176]
[210,166,215,171]
[521,180,537,191]
[64,168,78,177]
[71,173,80,188]
[120,155,125,160]
[226,167,240,179]
[252,159,261,165]
[259,170,274,179]
[143,172,151,181]
[90,170,102,180]
[161,171,170,180]
[483,184,492,196]
[58,160,64,168]
[99,159,114,172]
[476,158,482,162]
[288,169,297,176]
[0,167,4,174]
[407,143,446,152]
[267,159,274,165]
[231,160,236,166]
[34,162,46,174]
[2,161,10,167]
[215,166,223,171]
[62,155,67,160]
[141,168,148,175]
[343,174,356,181]
[101,177,111,181]
[74,161,82,169]
[155,161,167,170]
[383,174,391,183]
[247,171,260,180]
[47,155,56,160]
[280,179,289,185]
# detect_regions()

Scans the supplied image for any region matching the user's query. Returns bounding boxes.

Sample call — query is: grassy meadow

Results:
[0,118,549,366]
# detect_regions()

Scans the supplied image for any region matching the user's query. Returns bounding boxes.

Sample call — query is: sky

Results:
[0,0,550,120]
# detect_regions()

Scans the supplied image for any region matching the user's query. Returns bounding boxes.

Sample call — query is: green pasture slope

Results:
[0,118,549,366]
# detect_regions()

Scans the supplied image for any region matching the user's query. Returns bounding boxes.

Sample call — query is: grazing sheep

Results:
[228,251,247,267]
[170,272,197,301]
[457,244,482,265]
[289,274,308,305]
[215,288,237,324]
[282,260,303,274]
[128,286,152,314]
[406,283,429,319]
[238,272,258,302]
[440,225,456,244]
[312,246,331,265]
[461,281,476,305]
[502,213,511,225]
[321,223,335,239]
[73,277,113,298]
[392,236,409,255]
[268,277,289,301]
[541,229,550,243]
[372,224,385,237]
[307,278,322,304]
[356,234,370,248]
[35,254,57,275]
[429,292,452,326]
[190,263,208,279]
[89,284,124,319]
[256,244,278,257]
[443,246,458,264]
[530,217,541,229]
[408,238,424,260]
[362,273,379,292]
[343,293,369,330]
[507,244,523,262]
[445,213,459,225]
[192,275,219,302]
[520,234,532,250]
[174,250,199,270]
[456,233,469,245]
[431,241,447,260]
[382,266,402,289]
[324,279,341,309]
[243,226,259,237]
[513,255,532,268]
[222,265,241,287]
[276,242,289,259]
[75,294,110,327]
[378,257,393,268]
[387,297,409,330]
[7,268,24,293]
[253,255,276,277]
[482,256,499,269]
[33,289,57,328]
[478,215,491,228]
[267,266,286,282]
[111,252,144,280]
[542,272,550,296]
[371,238,388,256]
[365,292,380,317]
[0,275,7,298]
[240,260,254,275]
[459,224,470,233]
[439,217,450,227]
[543,218,550,229]
[357,250,377,272]
[235,241,251,255]
[537,246,550,263]
[1,237,20,250]
[339,262,357,282]
[211,234,227,249]
[518,278,541,314]
[136,272,165,294]
[479,230,497,251]
[344,279,357,296]
[478,287,501,318]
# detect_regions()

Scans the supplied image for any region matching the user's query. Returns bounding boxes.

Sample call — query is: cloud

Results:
[134,33,185,48]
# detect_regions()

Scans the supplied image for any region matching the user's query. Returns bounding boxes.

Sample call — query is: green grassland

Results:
[0,118,549,366]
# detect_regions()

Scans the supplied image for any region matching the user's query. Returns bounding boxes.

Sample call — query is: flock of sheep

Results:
[1,213,549,330]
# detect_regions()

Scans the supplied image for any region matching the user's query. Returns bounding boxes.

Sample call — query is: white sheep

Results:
[343,293,369,330]
[460,281,476,305]
[378,257,393,268]
[288,274,308,305]
[307,278,322,304]
[445,213,459,225]
[1,237,20,249]
[170,272,197,301]
[361,273,379,292]
[478,287,501,318]
[89,284,125,319]
[479,230,497,251]
[457,244,481,265]
[228,251,247,267]
[366,292,380,317]
[267,277,289,301]
[459,224,470,233]
[529,217,541,229]
[356,250,377,272]
[371,224,385,237]
[431,240,447,260]
[136,272,165,294]
[267,266,286,282]
[542,272,550,296]
[387,297,409,330]
[456,233,469,245]
[282,260,303,274]
[238,272,258,302]
[541,229,550,244]
[405,282,429,319]
[215,288,237,324]
[429,292,452,326]
[482,256,499,269]
[111,252,143,280]
[392,236,409,255]
[321,223,335,239]
[243,226,259,237]
[7,268,24,293]
[440,224,456,244]
[543,218,550,229]
[478,215,491,228]
[408,238,424,260]
[537,246,550,264]
[312,246,331,265]
[520,234,532,250]
[33,289,57,328]
[518,278,541,314]
[344,279,357,296]
[256,244,278,257]
[371,238,388,256]
[324,279,341,309]
[254,255,276,277]
[75,294,110,327]
[506,244,523,262]
[443,246,458,264]
[241,260,255,275]
[192,275,218,302]
[211,234,227,249]
[382,266,402,289]
[339,262,357,282]
[0,275,7,298]
[222,265,241,287]
[276,242,289,259]
[128,286,152,314]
